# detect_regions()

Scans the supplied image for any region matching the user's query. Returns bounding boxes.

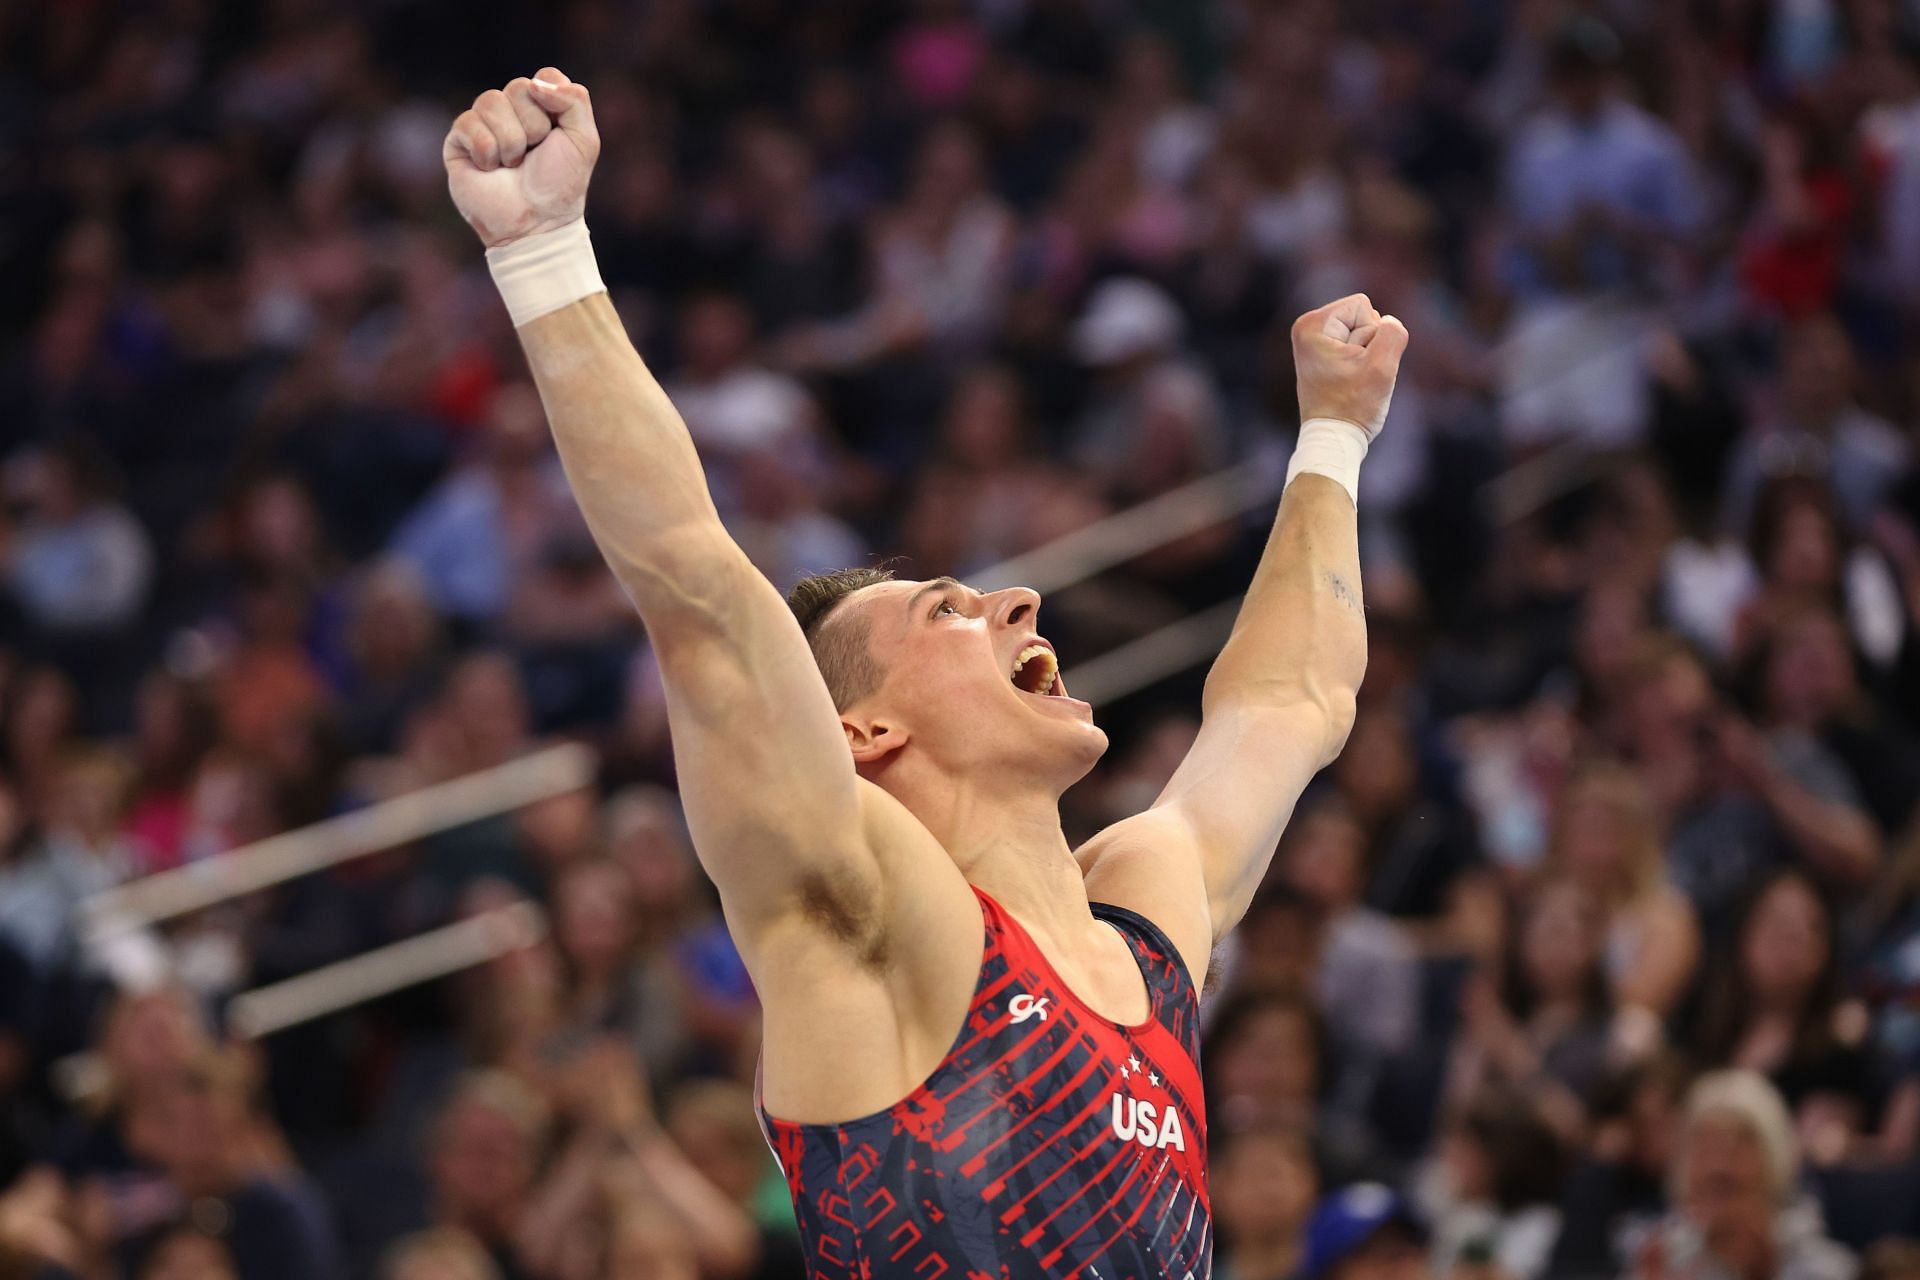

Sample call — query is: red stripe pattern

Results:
[762,889,1211,1279]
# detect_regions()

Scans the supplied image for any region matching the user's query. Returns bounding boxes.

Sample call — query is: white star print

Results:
[1128,1055,1142,1072]
[1148,1071,1160,1087]
[1120,1064,1130,1079]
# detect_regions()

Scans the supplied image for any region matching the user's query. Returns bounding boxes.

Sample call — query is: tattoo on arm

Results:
[1325,570,1363,613]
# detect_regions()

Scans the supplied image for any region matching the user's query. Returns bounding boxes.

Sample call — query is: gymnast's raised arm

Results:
[441,69,891,959]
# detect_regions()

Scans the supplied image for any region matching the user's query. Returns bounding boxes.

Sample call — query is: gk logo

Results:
[1009,994,1050,1023]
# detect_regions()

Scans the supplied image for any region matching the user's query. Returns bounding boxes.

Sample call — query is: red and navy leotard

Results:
[761,886,1211,1280]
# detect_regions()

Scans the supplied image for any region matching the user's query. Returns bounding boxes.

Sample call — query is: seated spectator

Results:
[1298,1184,1430,1280]
[1,442,153,636]
[1737,112,1854,323]
[0,747,138,974]
[662,1080,805,1274]
[519,1042,757,1280]
[550,858,646,1047]
[336,559,447,758]
[721,444,866,594]
[1730,479,1911,687]
[857,121,1015,360]
[1330,705,1485,926]
[898,365,1106,577]
[176,475,349,665]
[1550,1055,1695,1280]
[662,292,818,479]
[1542,762,1699,1035]
[0,665,79,810]
[119,1047,340,1280]
[55,987,215,1185]
[1629,1070,1855,1280]
[1693,870,1920,1166]
[423,1071,547,1280]
[1616,640,1871,932]
[1213,1123,1320,1280]
[211,569,330,758]
[1205,987,1375,1181]
[1501,18,1702,303]
[1272,799,1422,1064]
[388,383,583,629]
[121,672,219,875]
[1722,318,1911,535]
[1420,1090,1567,1280]
[1205,986,1327,1134]
[1448,878,1616,1131]
[780,120,1015,373]
[1068,277,1227,503]
[1744,604,1920,842]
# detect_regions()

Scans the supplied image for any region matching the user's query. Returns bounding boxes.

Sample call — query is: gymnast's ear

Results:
[844,716,907,768]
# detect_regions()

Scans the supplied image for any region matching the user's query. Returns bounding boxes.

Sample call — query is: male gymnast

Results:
[444,67,1407,1279]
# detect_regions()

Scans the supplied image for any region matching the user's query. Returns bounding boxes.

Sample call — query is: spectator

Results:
[1723,319,1911,536]
[1730,479,1910,683]
[1448,878,1616,1130]
[1068,277,1226,502]
[121,673,219,875]
[0,748,137,973]
[549,858,645,1047]
[1542,762,1700,1034]
[1205,986,1327,1135]
[663,292,819,504]
[662,1080,805,1276]
[337,559,446,757]
[1550,1055,1696,1280]
[1693,871,1920,1166]
[1501,18,1703,303]
[1213,1124,1320,1280]
[1297,1184,1430,1280]
[1272,800,1422,1064]
[1419,1091,1567,1280]
[1631,1070,1855,1280]
[1745,605,1920,844]
[422,1072,546,1280]
[119,1048,341,1280]
[1,443,153,637]
[1329,705,1484,926]
[1615,640,1872,933]
[388,385,582,629]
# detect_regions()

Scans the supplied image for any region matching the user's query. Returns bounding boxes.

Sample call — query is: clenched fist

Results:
[443,67,601,248]
[1291,294,1409,439]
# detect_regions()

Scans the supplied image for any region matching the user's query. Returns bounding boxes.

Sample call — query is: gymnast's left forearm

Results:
[1200,474,1366,760]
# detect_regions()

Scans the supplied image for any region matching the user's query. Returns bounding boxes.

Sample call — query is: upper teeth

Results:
[1012,644,1057,687]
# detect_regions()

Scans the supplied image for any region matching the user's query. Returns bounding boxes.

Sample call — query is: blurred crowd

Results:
[3,0,1920,1278]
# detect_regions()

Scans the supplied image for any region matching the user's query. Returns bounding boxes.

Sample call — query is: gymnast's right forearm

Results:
[515,293,738,619]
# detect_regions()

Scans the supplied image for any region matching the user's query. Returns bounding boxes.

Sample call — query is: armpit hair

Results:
[797,865,889,969]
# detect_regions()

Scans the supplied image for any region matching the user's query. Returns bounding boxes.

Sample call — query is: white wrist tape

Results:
[485,220,606,328]
[1285,417,1370,506]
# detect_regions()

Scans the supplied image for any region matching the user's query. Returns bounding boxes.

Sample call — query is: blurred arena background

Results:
[2,1,1920,1278]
